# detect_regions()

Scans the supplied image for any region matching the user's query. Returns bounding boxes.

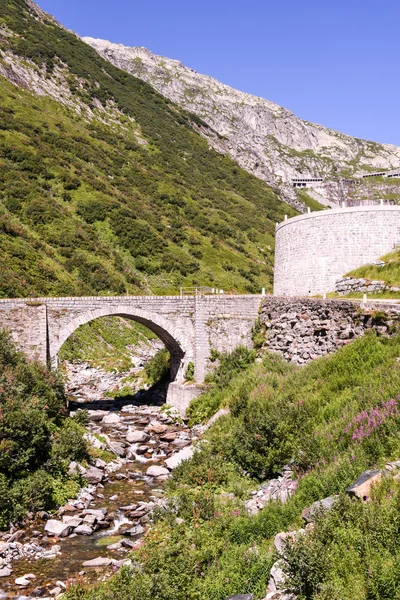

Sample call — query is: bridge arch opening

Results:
[51,306,193,388]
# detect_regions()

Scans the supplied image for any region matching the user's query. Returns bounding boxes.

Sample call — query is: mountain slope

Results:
[83,38,400,205]
[0,0,294,298]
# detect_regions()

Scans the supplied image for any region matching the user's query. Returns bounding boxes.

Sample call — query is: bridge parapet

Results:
[0,295,263,393]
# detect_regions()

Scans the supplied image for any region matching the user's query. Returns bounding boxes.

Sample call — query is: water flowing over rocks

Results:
[0,392,198,597]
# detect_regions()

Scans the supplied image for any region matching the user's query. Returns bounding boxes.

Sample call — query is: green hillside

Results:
[65,333,400,600]
[0,0,294,299]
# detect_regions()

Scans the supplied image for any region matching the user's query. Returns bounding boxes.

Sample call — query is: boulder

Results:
[301,495,338,523]
[146,423,167,434]
[165,445,195,470]
[274,530,303,556]
[146,465,169,477]
[122,524,144,537]
[74,525,93,535]
[83,433,106,450]
[102,413,121,424]
[126,430,149,444]
[173,439,191,449]
[49,586,62,596]
[160,431,178,442]
[0,567,11,578]
[68,461,86,477]
[87,410,109,422]
[44,520,72,538]
[62,516,83,528]
[346,470,382,501]
[83,514,97,525]
[83,467,104,485]
[108,442,126,457]
[82,557,114,567]
[82,509,107,519]
[135,445,148,455]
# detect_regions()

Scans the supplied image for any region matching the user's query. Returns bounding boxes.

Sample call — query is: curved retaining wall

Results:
[273,206,400,297]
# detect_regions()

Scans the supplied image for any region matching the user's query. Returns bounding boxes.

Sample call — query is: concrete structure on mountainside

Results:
[273,205,400,297]
[0,294,262,413]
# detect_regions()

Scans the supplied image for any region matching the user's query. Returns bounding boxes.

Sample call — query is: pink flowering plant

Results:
[343,397,400,445]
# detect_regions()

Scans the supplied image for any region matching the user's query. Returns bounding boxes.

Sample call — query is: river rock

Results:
[146,465,169,477]
[0,568,11,578]
[83,433,106,450]
[82,557,114,567]
[49,587,62,596]
[83,467,104,484]
[68,461,86,476]
[82,509,107,519]
[123,524,144,537]
[126,430,150,443]
[160,431,178,442]
[165,445,195,469]
[146,423,167,434]
[225,595,254,600]
[74,525,93,535]
[135,445,148,455]
[83,514,97,525]
[62,516,83,528]
[108,442,126,457]
[15,576,32,586]
[88,410,109,422]
[173,439,191,449]
[102,413,121,424]
[44,520,72,538]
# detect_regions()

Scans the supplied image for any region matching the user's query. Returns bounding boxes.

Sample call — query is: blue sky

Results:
[40,0,400,145]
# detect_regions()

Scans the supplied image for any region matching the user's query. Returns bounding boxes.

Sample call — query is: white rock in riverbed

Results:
[146,465,169,477]
[44,520,72,538]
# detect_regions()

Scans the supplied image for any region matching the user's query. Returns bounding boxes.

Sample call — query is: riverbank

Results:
[0,401,196,598]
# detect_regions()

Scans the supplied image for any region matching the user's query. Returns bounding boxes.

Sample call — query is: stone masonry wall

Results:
[260,297,400,364]
[335,277,400,296]
[0,295,263,384]
[273,206,400,297]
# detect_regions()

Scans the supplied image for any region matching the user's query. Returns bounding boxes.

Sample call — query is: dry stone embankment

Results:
[260,297,400,364]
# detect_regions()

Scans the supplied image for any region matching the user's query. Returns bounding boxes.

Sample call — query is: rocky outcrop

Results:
[83,38,400,208]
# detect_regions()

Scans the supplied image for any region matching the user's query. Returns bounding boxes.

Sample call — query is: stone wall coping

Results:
[276,205,400,233]
[0,294,264,304]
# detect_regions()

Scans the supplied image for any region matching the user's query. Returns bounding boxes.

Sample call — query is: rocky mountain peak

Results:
[83,36,400,207]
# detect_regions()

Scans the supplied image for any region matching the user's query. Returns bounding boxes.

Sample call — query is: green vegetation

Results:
[295,189,326,211]
[346,249,400,287]
[65,333,400,599]
[0,330,88,528]
[143,347,170,385]
[0,0,295,299]
[59,316,157,371]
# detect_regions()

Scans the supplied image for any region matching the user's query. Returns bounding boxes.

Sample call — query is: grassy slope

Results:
[59,316,158,371]
[0,0,295,299]
[66,333,400,600]
[346,249,400,287]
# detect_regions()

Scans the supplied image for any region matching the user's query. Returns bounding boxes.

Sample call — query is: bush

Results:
[0,330,88,527]
[144,348,170,385]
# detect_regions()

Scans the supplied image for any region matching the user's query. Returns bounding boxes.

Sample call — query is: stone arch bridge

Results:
[0,294,262,410]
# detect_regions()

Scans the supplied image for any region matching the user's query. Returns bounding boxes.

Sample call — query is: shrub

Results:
[144,348,170,385]
[0,330,88,527]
